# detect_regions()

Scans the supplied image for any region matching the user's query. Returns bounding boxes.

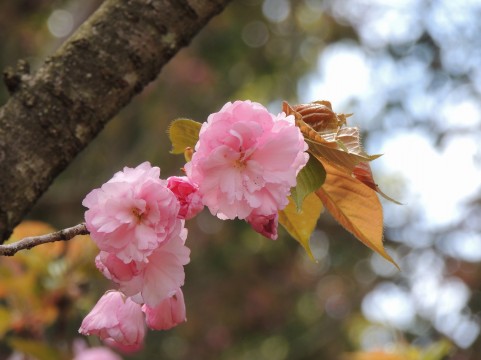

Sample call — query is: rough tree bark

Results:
[0,0,232,242]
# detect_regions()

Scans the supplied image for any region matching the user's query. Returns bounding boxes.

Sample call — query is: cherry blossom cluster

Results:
[79,163,199,352]
[78,100,308,353]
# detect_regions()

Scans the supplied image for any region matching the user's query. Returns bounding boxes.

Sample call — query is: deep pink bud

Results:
[246,212,278,240]
[167,176,204,220]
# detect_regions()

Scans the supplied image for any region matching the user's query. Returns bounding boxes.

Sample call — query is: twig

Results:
[0,223,89,256]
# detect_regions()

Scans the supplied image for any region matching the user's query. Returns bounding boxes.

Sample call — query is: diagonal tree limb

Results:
[0,0,232,243]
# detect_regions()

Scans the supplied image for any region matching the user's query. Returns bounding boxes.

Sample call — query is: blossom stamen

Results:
[132,208,143,223]
[234,158,246,169]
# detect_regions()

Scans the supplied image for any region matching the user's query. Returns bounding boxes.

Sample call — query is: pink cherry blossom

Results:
[246,211,278,240]
[74,348,122,360]
[74,345,122,360]
[79,291,146,353]
[97,228,191,308]
[167,176,204,220]
[73,339,122,360]
[83,162,182,263]
[143,288,186,330]
[185,100,308,220]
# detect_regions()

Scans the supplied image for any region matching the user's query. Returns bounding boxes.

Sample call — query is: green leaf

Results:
[8,338,62,360]
[291,155,326,210]
[167,118,202,154]
[278,193,323,261]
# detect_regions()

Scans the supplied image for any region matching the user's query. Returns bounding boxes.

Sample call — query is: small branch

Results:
[3,59,30,94]
[0,223,89,256]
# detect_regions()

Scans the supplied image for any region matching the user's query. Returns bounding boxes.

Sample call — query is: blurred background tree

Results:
[1,0,481,359]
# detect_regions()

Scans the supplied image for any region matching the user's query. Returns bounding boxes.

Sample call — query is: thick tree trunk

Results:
[0,0,231,242]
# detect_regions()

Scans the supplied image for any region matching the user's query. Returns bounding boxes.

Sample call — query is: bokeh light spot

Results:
[47,9,74,38]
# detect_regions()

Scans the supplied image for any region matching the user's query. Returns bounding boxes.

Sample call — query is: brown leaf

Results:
[283,101,339,147]
[283,101,379,172]
[353,162,402,204]
[291,101,339,134]
[316,162,397,266]
[332,127,365,154]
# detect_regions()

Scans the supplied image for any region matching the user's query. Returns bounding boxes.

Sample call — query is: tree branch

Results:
[0,0,232,243]
[0,223,89,256]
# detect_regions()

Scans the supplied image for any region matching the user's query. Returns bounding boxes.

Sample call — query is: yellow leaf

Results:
[0,307,12,337]
[316,162,397,267]
[167,118,202,154]
[343,340,452,360]
[278,192,323,260]
[8,338,61,360]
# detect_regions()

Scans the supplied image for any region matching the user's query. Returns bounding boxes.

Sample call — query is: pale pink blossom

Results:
[73,339,122,360]
[185,100,308,220]
[143,288,186,330]
[98,228,190,308]
[83,162,182,263]
[73,340,122,360]
[167,176,204,220]
[74,348,122,360]
[246,212,278,240]
[79,291,145,353]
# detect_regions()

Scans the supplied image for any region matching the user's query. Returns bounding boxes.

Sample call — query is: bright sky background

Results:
[296,0,481,349]
[301,42,481,230]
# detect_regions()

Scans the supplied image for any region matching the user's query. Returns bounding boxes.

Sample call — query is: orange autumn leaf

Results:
[9,220,56,240]
[316,162,397,266]
[281,100,400,263]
